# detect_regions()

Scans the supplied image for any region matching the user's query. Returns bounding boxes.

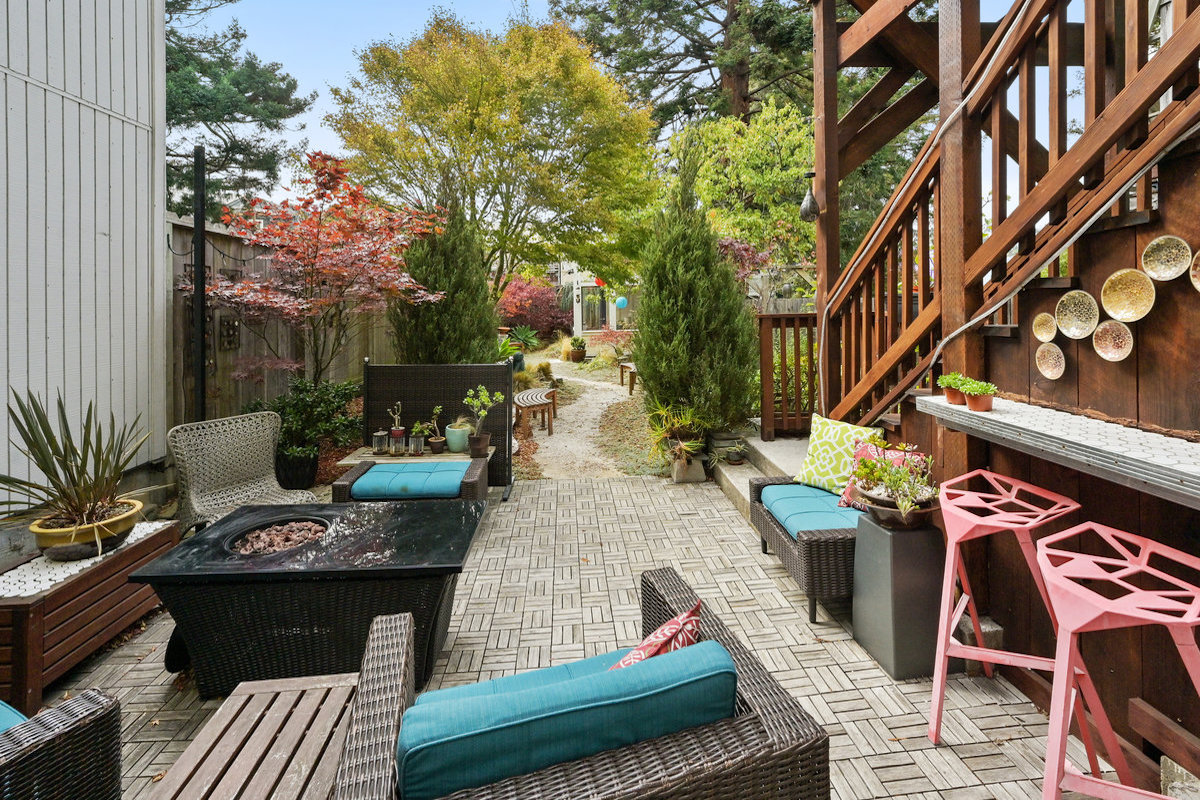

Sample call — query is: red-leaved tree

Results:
[497,275,572,338]
[198,152,443,382]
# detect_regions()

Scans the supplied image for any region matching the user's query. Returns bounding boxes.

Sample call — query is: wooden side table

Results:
[0,521,180,714]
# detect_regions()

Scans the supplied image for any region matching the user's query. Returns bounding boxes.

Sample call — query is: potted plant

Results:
[937,372,967,405]
[508,325,540,351]
[409,421,434,455]
[246,378,362,488]
[852,450,939,529]
[0,391,149,561]
[445,416,472,453]
[961,378,998,412]
[426,406,446,454]
[722,443,748,466]
[463,386,504,458]
[649,403,707,483]
[569,336,587,363]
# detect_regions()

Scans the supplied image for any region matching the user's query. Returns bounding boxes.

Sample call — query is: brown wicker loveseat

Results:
[331,567,830,799]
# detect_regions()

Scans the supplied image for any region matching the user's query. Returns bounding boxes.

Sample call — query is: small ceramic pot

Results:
[570,349,585,363]
[965,393,994,412]
[445,424,471,453]
[943,387,966,405]
[428,437,446,454]
[469,432,492,458]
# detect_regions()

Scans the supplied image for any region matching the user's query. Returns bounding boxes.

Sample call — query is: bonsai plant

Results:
[569,336,587,363]
[961,378,998,412]
[852,450,938,529]
[937,372,967,405]
[445,415,472,453]
[426,406,446,454]
[649,403,707,483]
[0,391,149,560]
[463,386,505,458]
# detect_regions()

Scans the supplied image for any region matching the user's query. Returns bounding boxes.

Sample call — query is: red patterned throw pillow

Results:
[839,442,922,510]
[609,600,702,670]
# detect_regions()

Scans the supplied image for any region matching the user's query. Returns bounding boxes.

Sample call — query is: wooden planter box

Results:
[0,522,180,715]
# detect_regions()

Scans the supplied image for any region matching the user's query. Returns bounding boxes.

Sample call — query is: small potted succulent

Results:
[445,416,472,453]
[463,386,505,458]
[852,450,938,529]
[409,421,434,455]
[0,391,149,560]
[937,372,967,405]
[569,336,587,363]
[961,378,997,412]
[426,406,446,454]
[649,403,707,483]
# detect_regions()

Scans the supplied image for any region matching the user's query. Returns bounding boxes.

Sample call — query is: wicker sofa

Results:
[750,477,858,624]
[331,567,830,800]
[0,689,121,800]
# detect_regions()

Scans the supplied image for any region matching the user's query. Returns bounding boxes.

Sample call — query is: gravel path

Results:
[532,359,630,479]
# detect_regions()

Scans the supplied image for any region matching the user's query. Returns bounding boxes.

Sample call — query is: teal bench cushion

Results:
[0,700,27,735]
[414,648,630,706]
[761,482,863,538]
[350,462,470,500]
[397,640,737,800]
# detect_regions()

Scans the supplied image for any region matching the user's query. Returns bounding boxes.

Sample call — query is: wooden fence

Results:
[757,312,819,441]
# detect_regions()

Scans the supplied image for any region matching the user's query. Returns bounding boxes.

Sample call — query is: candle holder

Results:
[389,427,406,457]
[372,430,390,456]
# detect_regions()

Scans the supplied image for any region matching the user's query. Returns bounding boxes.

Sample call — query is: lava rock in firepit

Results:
[233,521,326,555]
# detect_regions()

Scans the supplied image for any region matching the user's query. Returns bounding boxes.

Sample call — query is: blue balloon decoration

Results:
[615,296,629,309]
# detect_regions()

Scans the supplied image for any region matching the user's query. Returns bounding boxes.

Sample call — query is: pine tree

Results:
[634,146,758,429]
[388,207,499,364]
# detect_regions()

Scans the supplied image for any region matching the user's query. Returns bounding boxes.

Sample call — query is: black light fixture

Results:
[799,171,820,223]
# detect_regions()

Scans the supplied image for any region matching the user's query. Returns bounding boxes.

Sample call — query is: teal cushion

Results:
[350,462,470,500]
[415,648,630,706]
[761,483,863,537]
[0,700,27,734]
[397,640,737,800]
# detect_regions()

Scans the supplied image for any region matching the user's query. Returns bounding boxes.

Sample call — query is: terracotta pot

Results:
[965,393,994,412]
[31,498,142,561]
[428,437,446,454]
[570,349,586,363]
[469,432,492,458]
[943,387,966,405]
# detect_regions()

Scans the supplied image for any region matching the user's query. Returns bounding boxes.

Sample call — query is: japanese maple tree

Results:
[206,151,443,382]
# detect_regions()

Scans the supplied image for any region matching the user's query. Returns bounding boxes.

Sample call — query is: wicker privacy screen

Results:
[363,361,514,489]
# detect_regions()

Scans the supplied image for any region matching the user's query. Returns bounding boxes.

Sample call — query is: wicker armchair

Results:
[0,689,121,800]
[333,568,830,800]
[750,477,857,624]
[168,411,317,534]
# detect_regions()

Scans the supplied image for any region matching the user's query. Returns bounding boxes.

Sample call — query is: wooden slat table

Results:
[334,446,494,468]
[149,672,357,800]
[619,362,638,395]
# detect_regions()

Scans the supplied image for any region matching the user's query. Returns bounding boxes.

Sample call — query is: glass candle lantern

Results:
[372,430,390,455]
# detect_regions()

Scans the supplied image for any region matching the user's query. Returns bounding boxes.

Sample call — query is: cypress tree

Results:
[634,146,758,429]
[388,206,499,364]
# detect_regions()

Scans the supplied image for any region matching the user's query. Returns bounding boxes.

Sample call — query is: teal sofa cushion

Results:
[0,700,27,734]
[397,640,737,800]
[761,483,863,538]
[415,648,630,706]
[350,462,470,500]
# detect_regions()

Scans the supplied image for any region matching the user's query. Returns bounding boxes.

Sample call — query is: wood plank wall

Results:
[0,0,169,497]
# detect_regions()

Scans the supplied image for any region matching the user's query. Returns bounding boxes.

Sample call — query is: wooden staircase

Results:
[818,0,1200,426]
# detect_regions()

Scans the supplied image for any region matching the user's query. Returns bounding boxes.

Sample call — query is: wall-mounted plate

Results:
[1055,290,1099,339]
[1142,235,1192,281]
[1092,320,1134,362]
[1036,342,1066,380]
[1101,268,1155,322]
[1032,312,1058,343]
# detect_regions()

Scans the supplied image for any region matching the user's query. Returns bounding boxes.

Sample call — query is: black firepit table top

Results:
[131,501,484,584]
[130,500,485,696]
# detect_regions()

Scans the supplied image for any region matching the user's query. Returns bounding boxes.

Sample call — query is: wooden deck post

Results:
[938,0,986,481]
[813,0,842,416]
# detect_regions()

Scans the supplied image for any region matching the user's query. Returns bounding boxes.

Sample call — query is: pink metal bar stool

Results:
[929,470,1127,787]
[1038,523,1200,800]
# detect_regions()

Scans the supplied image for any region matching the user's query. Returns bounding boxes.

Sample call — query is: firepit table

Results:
[130,501,484,697]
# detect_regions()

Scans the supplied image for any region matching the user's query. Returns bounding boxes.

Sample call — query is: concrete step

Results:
[712,458,766,524]
[743,434,808,478]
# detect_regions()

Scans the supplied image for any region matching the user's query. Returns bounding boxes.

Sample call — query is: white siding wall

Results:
[1,0,168,493]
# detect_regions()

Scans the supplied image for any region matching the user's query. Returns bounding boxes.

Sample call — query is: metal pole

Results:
[192,145,207,421]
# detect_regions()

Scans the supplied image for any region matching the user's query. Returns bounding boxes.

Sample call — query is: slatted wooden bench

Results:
[148,672,357,799]
[513,388,557,435]
[619,362,638,395]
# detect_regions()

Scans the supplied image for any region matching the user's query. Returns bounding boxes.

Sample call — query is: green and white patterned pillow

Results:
[793,414,884,494]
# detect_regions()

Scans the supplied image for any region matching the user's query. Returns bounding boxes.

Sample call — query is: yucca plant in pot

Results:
[0,392,148,561]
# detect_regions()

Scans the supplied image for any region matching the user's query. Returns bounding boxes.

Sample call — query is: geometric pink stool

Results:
[1037,523,1200,800]
[928,469,1125,785]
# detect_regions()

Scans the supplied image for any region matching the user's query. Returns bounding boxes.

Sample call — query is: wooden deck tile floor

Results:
[50,476,1104,799]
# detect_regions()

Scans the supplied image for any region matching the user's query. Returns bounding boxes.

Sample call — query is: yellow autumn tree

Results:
[328,13,656,295]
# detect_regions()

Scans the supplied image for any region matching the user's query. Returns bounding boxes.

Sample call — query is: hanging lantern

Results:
[615,296,629,309]
[799,171,820,223]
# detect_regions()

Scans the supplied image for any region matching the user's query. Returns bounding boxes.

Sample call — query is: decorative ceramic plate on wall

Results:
[1100,268,1155,322]
[1092,320,1134,362]
[1032,312,1058,343]
[1036,342,1066,380]
[1189,252,1200,293]
[1055,290,1099,339]
[1142,235,1192,281]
